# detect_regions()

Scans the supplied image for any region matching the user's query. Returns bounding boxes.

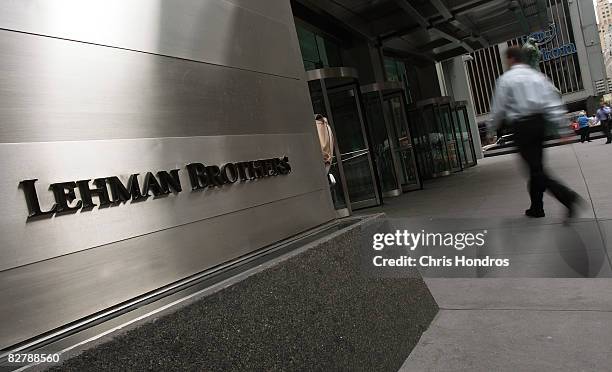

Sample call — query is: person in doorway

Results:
[596,101,612,144]
[315,114,334,173]
[490,46,582,219]
[577,111,591,143]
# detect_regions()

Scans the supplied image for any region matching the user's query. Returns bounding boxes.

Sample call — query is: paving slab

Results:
[573,143,612,219]
[419,249,611,278]
[400,309,612,372]
[369,146,599,221]
[377,144,612,371]
[592,198,612,219]
[425,278,612,310]
[597,219,612,258]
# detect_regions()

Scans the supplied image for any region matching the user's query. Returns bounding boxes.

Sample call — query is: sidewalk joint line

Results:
[438,307,612,313]
[571,144,612,269]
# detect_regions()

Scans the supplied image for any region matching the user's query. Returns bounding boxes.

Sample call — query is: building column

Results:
[436,62,448,96]
[498,42,509,72]
[442,56,484,159]
[568,0,600,97]
[340,41,387,84]
[414,63,443,99]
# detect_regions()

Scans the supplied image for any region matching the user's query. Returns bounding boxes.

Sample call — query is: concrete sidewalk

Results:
[366,141,612,371]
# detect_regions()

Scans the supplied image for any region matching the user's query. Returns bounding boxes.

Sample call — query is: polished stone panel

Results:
[0,134,327,270]
[0,30,313,143]
[0,0,335,350]
[0,0,302,78]
[0,190,332,349]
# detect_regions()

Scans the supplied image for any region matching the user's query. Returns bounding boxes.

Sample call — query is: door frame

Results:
[434,103,462,173]
[327,83,382,209]
[453,103,478,167]
[381,90,422,192]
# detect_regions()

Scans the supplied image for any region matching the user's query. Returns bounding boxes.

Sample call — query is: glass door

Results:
[309,80,349,214]
[454,105,477,167]
[407,108,434,179]
[436,104,461,172]
[451,107,468,169]
[406,98,475,180]
[363,92,401,197]
[423,105,451,177]
[383,93,421,191]
[328,86,380,209]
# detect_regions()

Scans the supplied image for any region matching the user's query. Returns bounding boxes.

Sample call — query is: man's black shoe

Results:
[525,209,545,218]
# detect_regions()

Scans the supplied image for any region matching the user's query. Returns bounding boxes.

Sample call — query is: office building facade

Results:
[460,0,607,143]
[0,0,550,352]
[597,0,612,47]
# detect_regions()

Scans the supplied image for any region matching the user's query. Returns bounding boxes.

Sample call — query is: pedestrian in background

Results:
[596,101,612,144]
[490,46,581,219]
[577,111,591,143]
[315,114,334,173]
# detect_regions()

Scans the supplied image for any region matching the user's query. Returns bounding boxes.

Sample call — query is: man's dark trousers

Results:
[514,114,576,212]
[602,120,612,143]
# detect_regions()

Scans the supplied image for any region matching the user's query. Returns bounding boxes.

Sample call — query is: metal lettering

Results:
[20,156,292,220]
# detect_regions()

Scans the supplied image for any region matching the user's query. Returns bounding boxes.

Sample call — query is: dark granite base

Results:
[47,217,438,372]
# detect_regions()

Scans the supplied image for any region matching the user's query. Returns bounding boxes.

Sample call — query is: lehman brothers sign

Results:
[19,156,291,220]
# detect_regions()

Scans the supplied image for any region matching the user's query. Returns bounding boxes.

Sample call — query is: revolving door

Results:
[453,101,477,168]
[407,97,478,179]
[307,67,381,214]
[361,82,421,197]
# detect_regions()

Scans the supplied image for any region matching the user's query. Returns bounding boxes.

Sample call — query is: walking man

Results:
[490,47,581,218]
[596,101,612,144]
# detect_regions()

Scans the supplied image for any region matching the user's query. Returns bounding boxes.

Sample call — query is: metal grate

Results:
[465,45,504,116]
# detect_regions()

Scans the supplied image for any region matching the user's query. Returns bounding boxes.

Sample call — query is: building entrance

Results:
[362,82,421,198]
[407,97,477,179]
[307,68,381,215]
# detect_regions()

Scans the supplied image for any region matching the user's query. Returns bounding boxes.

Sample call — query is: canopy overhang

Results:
[294,0,550,61]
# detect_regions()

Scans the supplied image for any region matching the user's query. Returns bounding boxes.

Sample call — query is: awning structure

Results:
[294,0,550,61]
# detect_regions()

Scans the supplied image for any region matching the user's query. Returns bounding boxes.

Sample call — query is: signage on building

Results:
[520,23,577,62]
[541,43,577,62]
[520,23,558,45]
[19,156,291,220]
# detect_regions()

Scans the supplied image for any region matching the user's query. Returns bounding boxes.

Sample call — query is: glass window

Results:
[384,58,401,81]
[384,58,415,104]
[323,37,343,67]
[297,25,322,70]
[296,24,342,71]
